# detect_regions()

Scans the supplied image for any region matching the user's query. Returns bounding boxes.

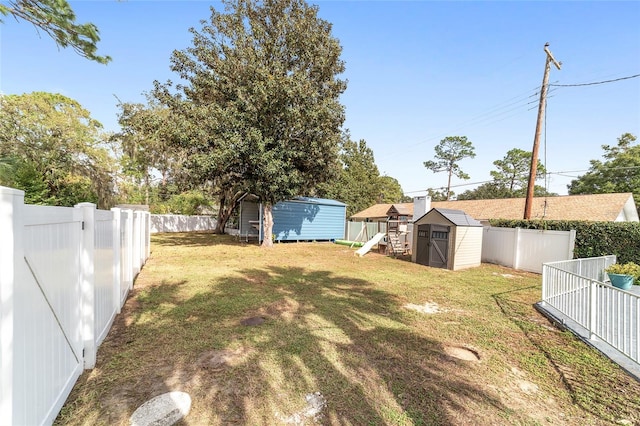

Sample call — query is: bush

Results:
[489,219,640,264]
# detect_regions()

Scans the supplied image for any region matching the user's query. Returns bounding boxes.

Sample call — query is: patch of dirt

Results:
[261,297,301,322]
[404,301,446,314]
[276,392,326,425]
[241,316,266,326]
[196,347,254,370]
[444,345,481,362]
[492,272,521,279]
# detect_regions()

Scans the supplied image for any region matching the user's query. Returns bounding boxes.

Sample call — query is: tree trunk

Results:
[446,168,453,201]
[214,190,244,234]
[261,203,274,248]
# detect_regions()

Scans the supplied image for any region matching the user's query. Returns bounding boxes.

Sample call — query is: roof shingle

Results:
[350,193,636,222]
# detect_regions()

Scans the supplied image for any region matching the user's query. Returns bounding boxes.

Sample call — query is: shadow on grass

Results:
[151,232,252,248]
[58,260,516,425]
[493,287,640,424]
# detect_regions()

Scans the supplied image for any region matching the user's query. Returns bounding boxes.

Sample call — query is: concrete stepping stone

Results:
[129,391,191,426]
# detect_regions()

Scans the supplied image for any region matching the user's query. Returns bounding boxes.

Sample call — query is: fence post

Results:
[76,202,97,369]
[512,227,521,270]
[589,279,597,341]
[0,187,25,424]
[145,212,151,260]
[111,208,122,313]
[541,264,547,306]
[568,229,576,259]
[125,210,134,290]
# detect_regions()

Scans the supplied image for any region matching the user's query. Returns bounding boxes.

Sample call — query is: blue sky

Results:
[1,1,639,197]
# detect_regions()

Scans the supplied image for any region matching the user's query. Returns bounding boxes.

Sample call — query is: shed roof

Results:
[417,208,483,227]
[241,195,346,207]
[350,193,637,222]
[291,197,346,207]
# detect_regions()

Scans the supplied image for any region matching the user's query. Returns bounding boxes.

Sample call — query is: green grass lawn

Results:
[56,233,640,425]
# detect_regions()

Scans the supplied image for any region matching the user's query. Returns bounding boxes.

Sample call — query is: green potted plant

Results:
[605,262,640,290]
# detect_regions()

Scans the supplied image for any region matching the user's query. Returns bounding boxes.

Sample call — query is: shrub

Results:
[606,262,640,285]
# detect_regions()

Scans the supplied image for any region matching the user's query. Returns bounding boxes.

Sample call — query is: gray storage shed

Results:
[411,208,483,271]
[239,196,346,242]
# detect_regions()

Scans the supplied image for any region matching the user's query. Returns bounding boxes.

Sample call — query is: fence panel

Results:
[0,186,151,425]
[481,227,516,266]
[345,221,387,242]
[17,205,84,426]
[482,227,575,273]
[150,214,217,233]
[94,209,116,347]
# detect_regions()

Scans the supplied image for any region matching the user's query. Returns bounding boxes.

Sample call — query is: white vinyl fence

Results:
[482,227,576,273]
[150,214,217,233]
[345,221,387,242]
[542,256,640,366]
[0,186,150,426]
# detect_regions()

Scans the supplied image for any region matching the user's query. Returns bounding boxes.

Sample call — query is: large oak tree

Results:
[159,0,346,246]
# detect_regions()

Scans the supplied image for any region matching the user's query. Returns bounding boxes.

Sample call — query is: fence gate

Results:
[16,205,85,425]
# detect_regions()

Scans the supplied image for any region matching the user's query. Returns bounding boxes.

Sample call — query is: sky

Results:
[1,0,639,197]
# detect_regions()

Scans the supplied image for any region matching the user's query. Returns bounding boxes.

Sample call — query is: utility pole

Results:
[524,43,561,219]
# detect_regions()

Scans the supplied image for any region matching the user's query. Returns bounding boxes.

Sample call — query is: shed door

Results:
[416,224,430,266]
[428,225,450,269]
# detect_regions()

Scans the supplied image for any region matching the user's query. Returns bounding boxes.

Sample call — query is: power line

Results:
[549,73,640,87]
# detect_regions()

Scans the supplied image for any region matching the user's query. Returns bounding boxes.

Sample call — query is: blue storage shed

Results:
[238,196,346,242]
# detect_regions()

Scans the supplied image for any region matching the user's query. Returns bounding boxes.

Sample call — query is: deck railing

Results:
[542,256,640,364]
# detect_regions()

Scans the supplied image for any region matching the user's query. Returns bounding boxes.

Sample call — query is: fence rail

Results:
[0,186,150,425]
[542,256,640,365]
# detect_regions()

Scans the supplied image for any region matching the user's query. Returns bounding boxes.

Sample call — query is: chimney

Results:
[412,196,431,222]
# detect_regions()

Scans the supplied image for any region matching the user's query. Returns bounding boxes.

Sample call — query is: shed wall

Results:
[272,201,345,241]
[452,226,483,270]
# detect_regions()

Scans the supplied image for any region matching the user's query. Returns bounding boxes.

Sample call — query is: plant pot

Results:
[607,273,634,290]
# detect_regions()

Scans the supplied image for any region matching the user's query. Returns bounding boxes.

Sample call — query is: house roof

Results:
[350,193,637,222]
[433,193,636,222]
[418,208,483,227]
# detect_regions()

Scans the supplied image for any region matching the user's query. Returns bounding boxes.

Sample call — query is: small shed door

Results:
[428,225,450,269]
[416,224,430,266]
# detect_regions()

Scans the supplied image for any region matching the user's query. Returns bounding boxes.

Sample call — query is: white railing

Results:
[0,186,150,426]
[542,256,640,364]
[483,227,576,273]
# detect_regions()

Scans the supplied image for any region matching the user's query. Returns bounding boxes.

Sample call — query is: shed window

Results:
[432,231,448,239]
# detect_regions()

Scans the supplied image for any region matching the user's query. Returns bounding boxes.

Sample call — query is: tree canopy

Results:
[318,136,384,217]
[457,148,553,200]
[0,92,115,207]
[424,136,476,200]
[157,0,347,246]
[0,0,110,63]
[568,133,640,209]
